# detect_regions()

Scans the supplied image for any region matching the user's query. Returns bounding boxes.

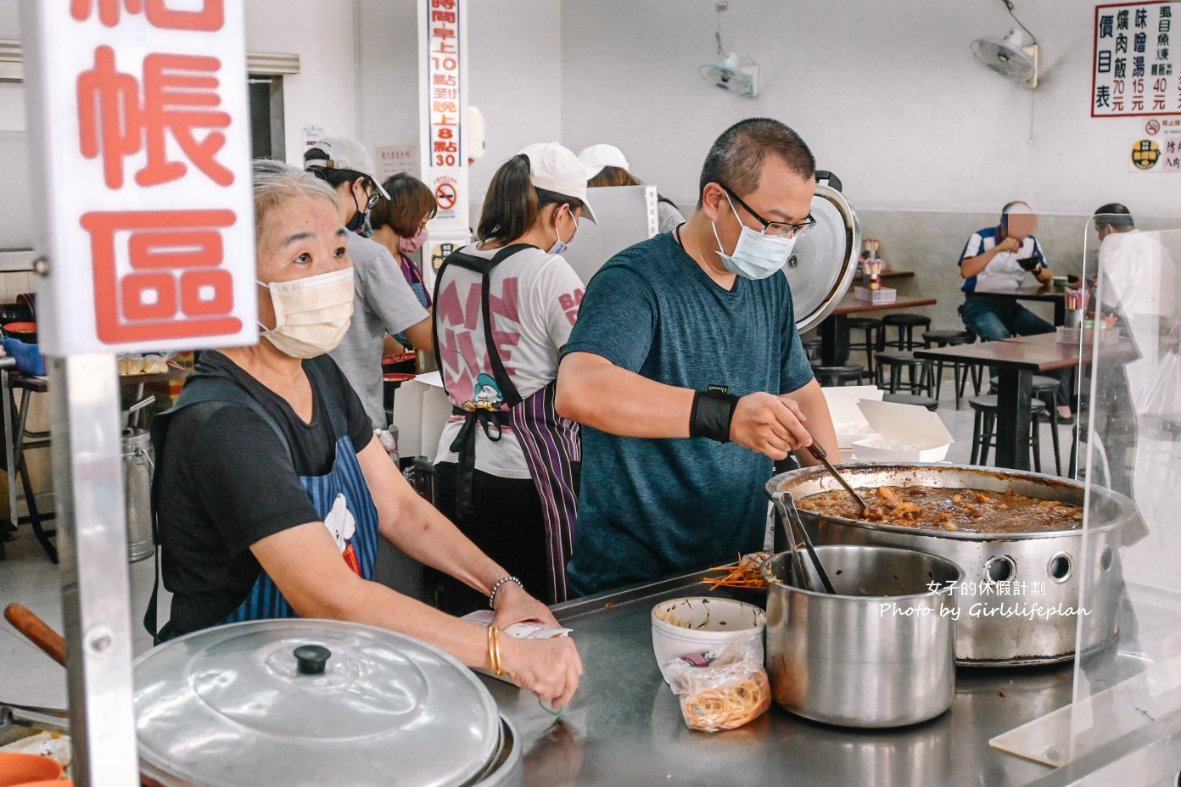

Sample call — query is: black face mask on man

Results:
[347,183,375,234]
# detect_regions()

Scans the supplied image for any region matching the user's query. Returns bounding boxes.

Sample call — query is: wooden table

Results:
[852,269,914,285]
[965,283,1069,326]
[819,293,938,366]
[914,333,1085,470]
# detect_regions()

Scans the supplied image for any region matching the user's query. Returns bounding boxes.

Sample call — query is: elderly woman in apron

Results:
[432,143,593,612]
[149,160,582,709]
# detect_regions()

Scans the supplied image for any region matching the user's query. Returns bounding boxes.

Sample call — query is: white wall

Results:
[3,0,1173,219]
[0,1,16,39]
[0,0,359,165]
[465,0,563,201]
[356,0,418,163]
[561,0,1178,219]
[243,0,358,163]
[356,0,562,220]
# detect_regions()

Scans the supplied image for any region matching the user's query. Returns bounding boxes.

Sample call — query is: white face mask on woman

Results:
[711,194,798,280]
[258,268,355,358]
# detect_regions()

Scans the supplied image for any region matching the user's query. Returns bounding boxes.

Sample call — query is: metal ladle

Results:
[805,441,868,514]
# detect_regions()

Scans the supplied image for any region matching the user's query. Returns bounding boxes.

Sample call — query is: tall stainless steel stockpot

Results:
[764,545,961,727]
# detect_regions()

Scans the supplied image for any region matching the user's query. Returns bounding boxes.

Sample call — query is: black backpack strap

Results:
[143,376,291,644]
[431,243,535,519]
[433,243,536,406]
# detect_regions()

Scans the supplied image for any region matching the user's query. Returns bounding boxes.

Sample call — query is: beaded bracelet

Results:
[488,575,524,609]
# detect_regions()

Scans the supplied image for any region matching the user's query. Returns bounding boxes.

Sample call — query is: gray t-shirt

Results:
[656,199,686,234]
[330,231,430,428]
[563,232,814,597]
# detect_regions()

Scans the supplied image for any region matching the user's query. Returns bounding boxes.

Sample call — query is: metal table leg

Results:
[819,315,850,367]
[994,368,1034,470]
[0,359,15,558]
[0,354,14,557]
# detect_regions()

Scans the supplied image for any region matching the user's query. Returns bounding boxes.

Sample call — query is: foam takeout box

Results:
[852,399,954,462]
[821,385,884,454]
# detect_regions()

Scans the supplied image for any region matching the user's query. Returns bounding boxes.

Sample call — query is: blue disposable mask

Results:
[712,194,797,280]
[548,208,575,255]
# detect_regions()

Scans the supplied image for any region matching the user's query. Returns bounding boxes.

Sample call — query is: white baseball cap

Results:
[519,142,597,224]
[304,136,390,199]
[578,143,630,179]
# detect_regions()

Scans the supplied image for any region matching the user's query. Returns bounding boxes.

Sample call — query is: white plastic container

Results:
[650,597,765,684]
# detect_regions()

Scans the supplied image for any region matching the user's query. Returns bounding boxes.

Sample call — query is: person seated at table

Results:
[958,200,1073,421]
[149,160,582,709]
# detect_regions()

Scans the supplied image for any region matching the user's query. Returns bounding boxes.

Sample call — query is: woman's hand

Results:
[491,581,561,629]
[499,633,584,709]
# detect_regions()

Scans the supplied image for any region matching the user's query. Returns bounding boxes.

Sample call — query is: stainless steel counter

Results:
[478,571,1072,786]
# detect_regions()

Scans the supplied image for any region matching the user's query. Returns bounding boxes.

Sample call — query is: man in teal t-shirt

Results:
[556,118,839,596]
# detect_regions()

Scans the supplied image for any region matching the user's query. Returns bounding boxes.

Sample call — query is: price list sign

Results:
[1093,2,1181,117]
[22,0,256,354]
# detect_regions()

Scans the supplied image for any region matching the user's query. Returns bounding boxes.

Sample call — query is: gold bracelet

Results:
[492,627,506,677]
[487,626,505,677]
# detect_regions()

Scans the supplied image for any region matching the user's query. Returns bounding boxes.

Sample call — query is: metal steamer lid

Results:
[133,619,501,787]
[783,171,861,334]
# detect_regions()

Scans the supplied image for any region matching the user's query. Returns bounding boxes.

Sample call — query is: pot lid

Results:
[133,619,501,787]
[782,171,861,333]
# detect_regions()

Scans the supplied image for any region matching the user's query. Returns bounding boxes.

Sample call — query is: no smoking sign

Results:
[435,182,457,210]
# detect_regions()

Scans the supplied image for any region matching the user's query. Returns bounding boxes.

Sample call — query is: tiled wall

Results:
[0,270,35,304]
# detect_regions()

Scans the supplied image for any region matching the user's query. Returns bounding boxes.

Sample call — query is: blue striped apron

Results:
[221,430,379,623]
[145,363,379,640]
[220,371,377,623]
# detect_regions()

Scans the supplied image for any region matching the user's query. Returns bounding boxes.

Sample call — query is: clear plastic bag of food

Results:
[663,641,771,733]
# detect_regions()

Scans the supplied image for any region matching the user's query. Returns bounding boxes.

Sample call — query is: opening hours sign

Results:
[22,0,256,354]
[1093,2,1181,117]
[421,0,468,228]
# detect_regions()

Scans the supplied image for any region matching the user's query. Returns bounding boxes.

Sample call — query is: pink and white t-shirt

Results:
[434,243,584,478]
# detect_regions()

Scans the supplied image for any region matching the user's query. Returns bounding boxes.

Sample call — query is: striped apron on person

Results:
[433,244,581,603]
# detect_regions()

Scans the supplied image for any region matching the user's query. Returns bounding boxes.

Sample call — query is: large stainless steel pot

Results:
[133,619,522,786]
[764,545,961,728]
[767,464,1142,666]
